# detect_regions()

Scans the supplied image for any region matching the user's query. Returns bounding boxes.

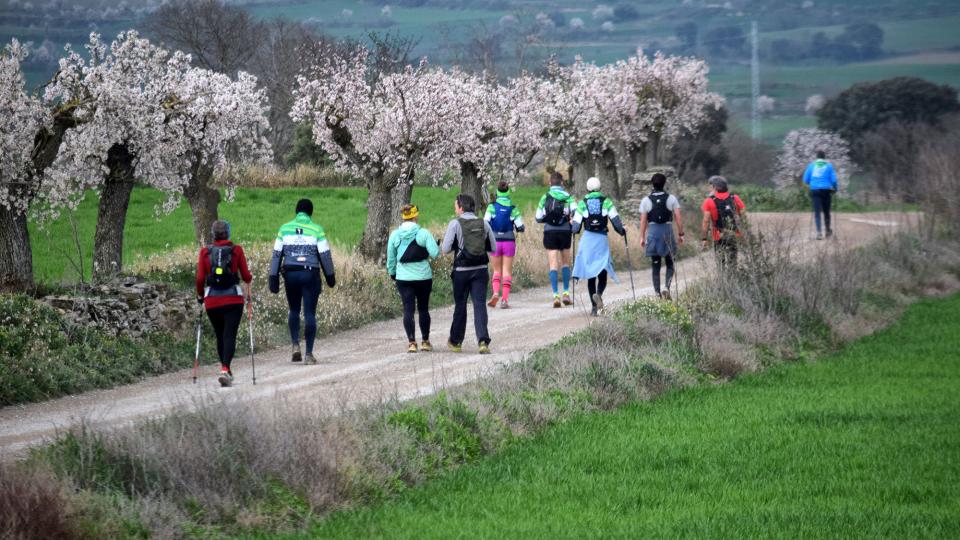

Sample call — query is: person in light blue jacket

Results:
[803,150,839,239]
[387,204,440,353]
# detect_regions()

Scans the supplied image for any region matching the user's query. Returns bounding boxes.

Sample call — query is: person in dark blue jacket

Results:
[802,150,839,239]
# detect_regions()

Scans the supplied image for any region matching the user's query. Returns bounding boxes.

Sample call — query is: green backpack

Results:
[455,218,490,267]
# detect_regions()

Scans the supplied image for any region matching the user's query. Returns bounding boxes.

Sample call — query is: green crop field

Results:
[298,293,960,539]
[28,186,546,283]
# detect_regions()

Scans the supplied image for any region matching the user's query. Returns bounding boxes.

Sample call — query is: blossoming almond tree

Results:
[292,46,452,260]
[0,40,51,291]
[774,128,853,193]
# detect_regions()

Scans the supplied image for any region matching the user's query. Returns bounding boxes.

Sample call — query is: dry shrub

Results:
[0,463,78,540]
[225,164,363,188]
[695,317,760,378]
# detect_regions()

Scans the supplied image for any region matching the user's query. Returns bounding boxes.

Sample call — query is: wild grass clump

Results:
[0,295,206,407]
[0,463,78,540]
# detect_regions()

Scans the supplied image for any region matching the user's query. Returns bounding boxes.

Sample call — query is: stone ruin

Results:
[42,277,196,338]
[619,166,678,220]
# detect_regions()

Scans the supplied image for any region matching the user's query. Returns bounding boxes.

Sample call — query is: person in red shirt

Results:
[195,220,253,386]
[700,176,746,269]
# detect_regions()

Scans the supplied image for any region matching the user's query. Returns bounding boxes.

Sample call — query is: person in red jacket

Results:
[700,176,746,269]
[195,220,253,386]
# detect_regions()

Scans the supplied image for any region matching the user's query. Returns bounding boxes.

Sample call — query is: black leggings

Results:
[207,304,244,369]
[650,255,675,294]
[587,270,608,307]
[397,279,432,342]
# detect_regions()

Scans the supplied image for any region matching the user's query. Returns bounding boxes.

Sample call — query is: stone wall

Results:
[619,166,678,220]
[42,277,196,338]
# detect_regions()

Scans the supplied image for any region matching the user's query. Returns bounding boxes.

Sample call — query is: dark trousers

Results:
[284,269,321,353]
[811,189,833,233]
[397,279,432,342]
[715,238,738,270]
[587,270,608,307]
[450,268,490,346]
[207,304,244,369]
[651,255,674,294]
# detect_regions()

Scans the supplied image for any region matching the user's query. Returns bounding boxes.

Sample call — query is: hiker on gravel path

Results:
[195,220,253,386]
[387,204,440,354]
[572,177,626,316]
[536,171,577,308]
[803,150,838,240]
[268,199,336,364]
[484,181,526,309]
[639,173,684,300]
[442,193,498,354]
[701,176,746,270]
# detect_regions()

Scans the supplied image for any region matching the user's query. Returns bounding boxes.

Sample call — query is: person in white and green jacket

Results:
[386,204,440,353]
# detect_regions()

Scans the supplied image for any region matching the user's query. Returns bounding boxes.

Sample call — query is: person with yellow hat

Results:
[386,204,440,353]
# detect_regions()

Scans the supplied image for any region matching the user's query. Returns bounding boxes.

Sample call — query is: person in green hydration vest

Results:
[484,181,525,309]
[268,199,336,364]
[536,171,577,308]
[572,177,626,316]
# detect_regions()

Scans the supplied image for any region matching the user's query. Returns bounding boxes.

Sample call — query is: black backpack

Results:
[454,218,490,267]
[711,194,739,232]
[543,194,568,226]
[648,192,672,224]
[399,236,430,263]
[206,244,238,290]
[583,196,609,233]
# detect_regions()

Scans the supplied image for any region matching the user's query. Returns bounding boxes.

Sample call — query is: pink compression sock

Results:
[502,276,512,302]
[492,272,502,295]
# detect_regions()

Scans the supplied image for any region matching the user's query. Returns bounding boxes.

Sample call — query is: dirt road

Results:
[0,212,913,458]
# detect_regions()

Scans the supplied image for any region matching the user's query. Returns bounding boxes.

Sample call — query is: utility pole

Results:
[751,20,760,139]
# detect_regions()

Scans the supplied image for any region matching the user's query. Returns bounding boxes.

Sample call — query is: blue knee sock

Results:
[561,266,571,293]
[549,270,559,295]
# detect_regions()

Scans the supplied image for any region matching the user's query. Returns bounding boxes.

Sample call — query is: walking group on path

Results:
[193,152,838,386]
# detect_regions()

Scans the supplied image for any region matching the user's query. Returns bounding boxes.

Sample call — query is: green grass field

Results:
[297,293,960,539]
[28,186,546,283]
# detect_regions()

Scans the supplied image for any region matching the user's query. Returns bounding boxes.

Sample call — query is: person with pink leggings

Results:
[484,181,525,308]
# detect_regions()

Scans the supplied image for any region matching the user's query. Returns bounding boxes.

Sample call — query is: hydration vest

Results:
[455,218,490,268]
[399,229,430,264]
[206,244,239,291]
[490,202,514,233]
[543,194,568,226]
[583,196,609,233]
[648,192,672,224]
[711,194,739,232]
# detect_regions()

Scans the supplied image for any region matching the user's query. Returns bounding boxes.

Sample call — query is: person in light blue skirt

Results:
[572,177,627,316]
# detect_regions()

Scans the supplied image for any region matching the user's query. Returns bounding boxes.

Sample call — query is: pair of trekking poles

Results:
[192,294,257,386]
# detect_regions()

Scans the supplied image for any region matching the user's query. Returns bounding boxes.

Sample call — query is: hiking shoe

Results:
[478,341,491,354]
[500,299,510,309]
[816,232,823,240]
[826,229,833,238]
[487,294,500,308]
[447,340,462,353]
[420,340,433,352]
[661,290,672,301]
[552,295,562,308]
[304,352,318,365]
[291,345,302,363]
[591,306,598,317]
[218,367,233,387]
[592,293,604,314]
[407,342,418,353]
[562,292,573,306]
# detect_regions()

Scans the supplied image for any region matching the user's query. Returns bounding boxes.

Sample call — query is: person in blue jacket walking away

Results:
[387,204,440,353]
[803,150,838,240]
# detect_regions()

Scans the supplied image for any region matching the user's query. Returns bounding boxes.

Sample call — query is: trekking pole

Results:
[623,235,637,302]
[247,296,257,386]
[570,231,577,307]
[192,307,203,384]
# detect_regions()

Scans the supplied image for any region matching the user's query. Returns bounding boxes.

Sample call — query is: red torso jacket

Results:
[195,241,253,310]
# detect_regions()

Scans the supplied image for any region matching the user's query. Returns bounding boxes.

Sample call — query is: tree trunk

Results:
[645,132,662,167]
[0,203,34,293]
[597,147,620,199]
[93,144,135,282]
[358,177,394,262]
[459,160,486,209]
[184,161,220,246]
[390,175,414,228]
[570,149,596,196]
